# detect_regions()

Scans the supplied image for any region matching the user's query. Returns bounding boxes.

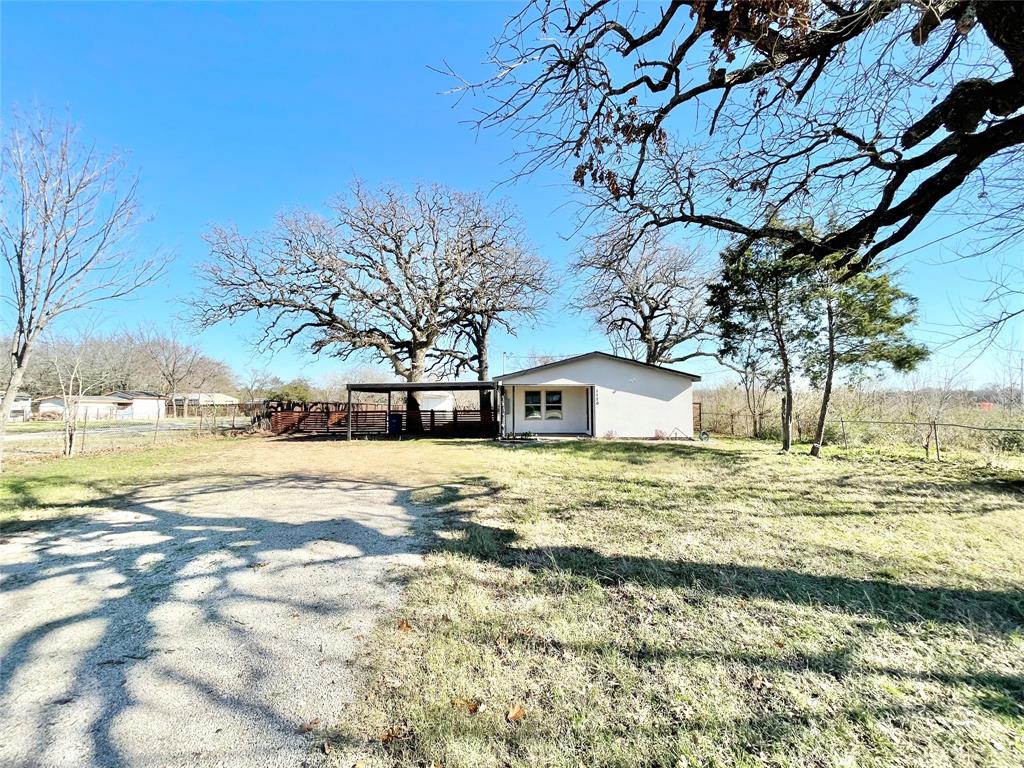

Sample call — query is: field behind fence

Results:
[701,409,1024,455]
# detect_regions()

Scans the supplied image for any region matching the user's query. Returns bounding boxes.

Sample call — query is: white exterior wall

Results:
[122,398,166,420]
[37,399,120,420]
[500,355,695,438]
[504,385,589,435]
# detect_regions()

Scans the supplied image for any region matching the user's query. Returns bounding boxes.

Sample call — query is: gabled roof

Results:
[106,390,164,399]
[40,395,131,404]
[499,351,701,382]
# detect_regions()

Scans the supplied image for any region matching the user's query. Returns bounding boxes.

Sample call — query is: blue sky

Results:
[2,1,1018,389]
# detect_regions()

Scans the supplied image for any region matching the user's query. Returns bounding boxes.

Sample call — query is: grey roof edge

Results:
[497,351,702,382]
[346,381,497,392]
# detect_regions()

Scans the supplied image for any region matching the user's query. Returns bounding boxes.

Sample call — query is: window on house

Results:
[524,391,542,419]
[545,391,562,420]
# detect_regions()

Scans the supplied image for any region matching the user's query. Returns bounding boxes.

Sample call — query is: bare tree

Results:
[197,182,489,384]
[140,331,199,416]
[432,199,548,382]
[40,330,112,457]
[0,112,162,470]
[573,226,716,365]
[238,367,279,404]
[460,1,1024,275]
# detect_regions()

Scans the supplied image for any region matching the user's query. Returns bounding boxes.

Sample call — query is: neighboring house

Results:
[37,395,131,420]
[171,393,240,407]
[497,351,700,438]
[1,392,32,422]
[106,391,167,420]
[417,392,456,411]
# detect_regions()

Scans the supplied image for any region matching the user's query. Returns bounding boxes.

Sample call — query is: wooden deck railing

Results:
[270,408,498,438]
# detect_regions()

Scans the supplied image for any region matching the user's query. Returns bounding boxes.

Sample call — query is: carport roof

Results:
[346,381,496,393]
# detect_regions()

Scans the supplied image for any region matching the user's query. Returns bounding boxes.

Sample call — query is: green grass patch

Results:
[337,438,1024,767]
[2,418,207,433]
[0,434,240,529]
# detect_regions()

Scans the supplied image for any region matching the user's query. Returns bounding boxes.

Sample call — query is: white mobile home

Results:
[498,351,700,438]
[37,395,130,420]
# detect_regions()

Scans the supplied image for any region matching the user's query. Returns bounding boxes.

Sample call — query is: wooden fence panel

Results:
[270,408,497,438]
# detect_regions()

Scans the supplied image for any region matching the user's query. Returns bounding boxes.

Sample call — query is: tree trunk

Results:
[810,302,837,458]
[780,364,794,452]
[476,325,492,412]
[809,360,834,458]
[0,364,29,473]
[406,347,425,433]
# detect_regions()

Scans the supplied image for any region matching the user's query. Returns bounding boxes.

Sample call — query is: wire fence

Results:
[700,410,1024,458]
[2,413,243,462]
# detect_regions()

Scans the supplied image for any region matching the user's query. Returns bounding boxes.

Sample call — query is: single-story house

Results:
[333,351,701,440]
[37,395,131,420]
[171,392,240,407]
[497,351,700,438]
[106,391,167,420]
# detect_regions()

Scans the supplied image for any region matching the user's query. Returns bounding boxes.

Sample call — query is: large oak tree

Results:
[463,1,1024,275]
[195,181,545,393]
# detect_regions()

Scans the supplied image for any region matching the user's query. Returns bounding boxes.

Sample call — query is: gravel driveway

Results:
[0,465,425,767]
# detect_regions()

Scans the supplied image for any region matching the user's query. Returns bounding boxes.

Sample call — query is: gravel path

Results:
[0,469,425,767]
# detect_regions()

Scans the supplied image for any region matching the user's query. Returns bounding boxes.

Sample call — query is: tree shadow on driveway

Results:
[0,471,436,768]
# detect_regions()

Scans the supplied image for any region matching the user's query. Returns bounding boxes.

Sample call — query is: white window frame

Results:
[523,389,563,421]
[524,390,542,420]
[544,390,563,420]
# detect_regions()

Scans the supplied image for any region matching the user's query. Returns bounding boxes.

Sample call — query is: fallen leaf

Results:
[321,741,334,755]
[506,702,527,722]
[440,613,452,623]
[297,718,320,733]
[380,727,400,744]
[397,619,413,632]
[452,697,482,714]
[747,674,773,693]
[352,761,367,768]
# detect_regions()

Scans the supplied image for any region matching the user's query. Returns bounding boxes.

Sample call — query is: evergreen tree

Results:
[709,238,814,452]
[802,265,928,456]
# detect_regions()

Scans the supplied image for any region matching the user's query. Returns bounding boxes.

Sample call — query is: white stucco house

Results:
[497,351,700,438]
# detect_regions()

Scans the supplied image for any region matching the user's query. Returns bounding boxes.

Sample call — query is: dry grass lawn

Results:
[331,438,1024,768]
[2,435,1022,767]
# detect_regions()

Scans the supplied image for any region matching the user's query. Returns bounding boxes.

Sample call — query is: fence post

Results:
[153,403,161,445]
[932,420,942,462]
[840,417,849,450]
[430,410,436,432]
[730,412,735,435]
[81,412,88,454]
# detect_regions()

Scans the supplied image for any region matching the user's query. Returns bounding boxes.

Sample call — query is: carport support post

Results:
[386,391,392,435]
[346,387,353,441]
